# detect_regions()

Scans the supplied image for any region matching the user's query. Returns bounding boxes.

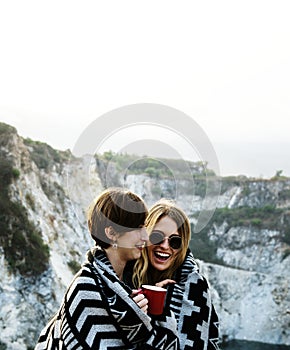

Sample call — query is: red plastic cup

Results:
[139,285,167,315]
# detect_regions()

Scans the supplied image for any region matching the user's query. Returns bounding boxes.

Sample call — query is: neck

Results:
[105,247,126,280]
[149,265,170,284]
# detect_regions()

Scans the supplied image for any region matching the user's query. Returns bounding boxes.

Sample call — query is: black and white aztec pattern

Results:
[35,249,179,350]
[165,250,220,350]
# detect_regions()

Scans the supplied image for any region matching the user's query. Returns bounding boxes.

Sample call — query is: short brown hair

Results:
[88,187,148,248]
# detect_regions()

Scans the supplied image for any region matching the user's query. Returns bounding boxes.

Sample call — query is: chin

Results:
[152,260,171,271]
[134,250,142,259]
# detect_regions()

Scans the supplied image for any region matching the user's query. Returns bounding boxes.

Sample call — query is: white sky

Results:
[0,0,290,178]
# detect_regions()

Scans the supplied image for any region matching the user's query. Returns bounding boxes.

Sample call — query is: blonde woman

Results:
[132,199,220,350]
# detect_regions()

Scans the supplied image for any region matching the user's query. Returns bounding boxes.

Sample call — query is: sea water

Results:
[221,340,290,349]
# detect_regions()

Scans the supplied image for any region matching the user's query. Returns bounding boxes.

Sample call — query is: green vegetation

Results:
[99,152,175,178]
[97,151,215,180]
[208,205,283,231]
[40,180,66,209]
[68,259,81,274]
[282,246,290,259]
[25,193,35,210]
[0,123,17,148]
[193,176,207,197]
[190,205,290,263]
[12,168,20,178]
[220,175,248,194]
[24,138,71,170]
[0,154,49,276]
[271,169,289,181]
[189,225,223,264]
[23,138,69,207]
[278,189,290,201]
[0,340,7,350]
[0,122,16,134]
[96,152,218,198]
[281,212,290,245]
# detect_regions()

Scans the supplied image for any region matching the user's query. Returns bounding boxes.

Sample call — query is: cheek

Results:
[146,246,154,261]
[171,249,179,260]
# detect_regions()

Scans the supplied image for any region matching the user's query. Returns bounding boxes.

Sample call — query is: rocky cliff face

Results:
[0,122,289,349]
[0,124,101,349]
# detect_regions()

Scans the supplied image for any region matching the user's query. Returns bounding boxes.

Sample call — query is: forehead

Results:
[154,216,179,235]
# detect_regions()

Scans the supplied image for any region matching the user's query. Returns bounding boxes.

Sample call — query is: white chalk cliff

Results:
[0,123,289,349]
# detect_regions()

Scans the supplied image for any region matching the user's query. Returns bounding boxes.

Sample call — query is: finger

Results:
[137,297,148,309]
[131,289,142,297]
[155,279,176,288]
[141,304,148,314]
[132,293,145,303]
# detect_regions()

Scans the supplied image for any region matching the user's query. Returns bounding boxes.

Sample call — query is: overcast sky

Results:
[0,1,289,178]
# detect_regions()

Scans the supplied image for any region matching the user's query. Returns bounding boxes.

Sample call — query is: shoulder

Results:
[178,251,211,288]
[73,263,97,283]
[184,250,200,271]
[65,263,100,300]
[63,264,105,323]
[177,250,199,280]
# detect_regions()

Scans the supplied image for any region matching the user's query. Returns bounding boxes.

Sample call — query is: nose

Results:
[140,227,149,241]
[159,237,170,249]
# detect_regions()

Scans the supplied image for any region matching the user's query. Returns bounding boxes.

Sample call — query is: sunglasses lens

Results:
[169,236,182,249]
[149,231,164,245]
[149,231,182,249]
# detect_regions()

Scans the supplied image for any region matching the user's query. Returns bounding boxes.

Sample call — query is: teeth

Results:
[136,243,146,248]
[155,252,170,258]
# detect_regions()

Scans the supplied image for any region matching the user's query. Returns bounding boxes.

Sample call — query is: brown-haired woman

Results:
[132,199,220,350]
[35,188,179,350]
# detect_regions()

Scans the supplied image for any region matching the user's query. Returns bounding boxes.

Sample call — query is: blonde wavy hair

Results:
[132,199,191,288]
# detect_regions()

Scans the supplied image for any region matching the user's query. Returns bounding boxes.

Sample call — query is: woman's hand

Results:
[155,279,176,288]
[131,289,148,314]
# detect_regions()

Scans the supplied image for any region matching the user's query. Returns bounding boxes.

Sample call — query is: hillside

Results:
[0,122,290,349]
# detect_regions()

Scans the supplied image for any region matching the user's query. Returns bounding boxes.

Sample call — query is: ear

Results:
[104,226,117,240]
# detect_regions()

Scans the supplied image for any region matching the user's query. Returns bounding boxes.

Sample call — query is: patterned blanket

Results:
[165,250,220,350]
[35,249,179,350]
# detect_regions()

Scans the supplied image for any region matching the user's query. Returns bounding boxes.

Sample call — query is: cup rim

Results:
[142,284,167,292]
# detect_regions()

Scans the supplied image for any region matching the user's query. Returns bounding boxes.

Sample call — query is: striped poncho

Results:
[35,248,179,350]
[165,250,220,350]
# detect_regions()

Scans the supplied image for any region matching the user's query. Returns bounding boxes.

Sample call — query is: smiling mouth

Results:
[154,251,171,261]
[135,243,146,250]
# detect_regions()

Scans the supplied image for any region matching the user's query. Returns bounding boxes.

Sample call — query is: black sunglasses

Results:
[149,230,182,249]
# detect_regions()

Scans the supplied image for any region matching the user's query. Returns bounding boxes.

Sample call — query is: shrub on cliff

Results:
[0,154,49,277]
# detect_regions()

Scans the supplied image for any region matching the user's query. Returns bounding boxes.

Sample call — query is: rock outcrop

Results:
[0,122,289,349]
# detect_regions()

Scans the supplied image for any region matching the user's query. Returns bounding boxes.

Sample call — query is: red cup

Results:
[139,285,167,315]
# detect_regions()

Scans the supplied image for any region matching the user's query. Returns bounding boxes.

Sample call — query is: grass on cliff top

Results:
[97,151,216,179]
[24,138,71,170]
[0,122,17,148]
[0,122,17,135]
[0,154,49,277]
